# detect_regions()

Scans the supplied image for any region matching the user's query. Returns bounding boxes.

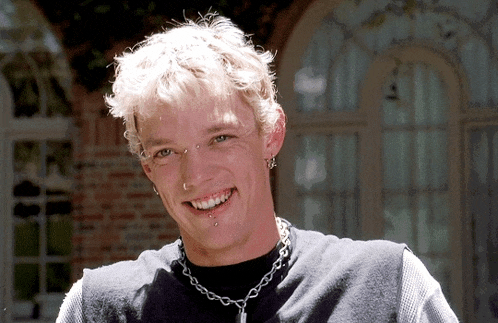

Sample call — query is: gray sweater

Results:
[57,224,459,322]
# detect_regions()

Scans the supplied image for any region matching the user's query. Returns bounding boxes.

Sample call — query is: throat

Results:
[184,242,282,297]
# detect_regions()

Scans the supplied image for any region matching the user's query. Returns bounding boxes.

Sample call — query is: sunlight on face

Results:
[137,91,284,265]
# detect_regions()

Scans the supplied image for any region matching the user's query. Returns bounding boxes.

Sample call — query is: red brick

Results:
[126,192,153,199]
[94,192,122,202]
[142,213,165,219]
[110,213,135,220]
[74,213,104,221]
[108,172,136,179]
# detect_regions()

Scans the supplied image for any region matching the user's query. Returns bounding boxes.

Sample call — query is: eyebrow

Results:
[205,123,241,134]
[142,137,173,148]
[142,123,242,148]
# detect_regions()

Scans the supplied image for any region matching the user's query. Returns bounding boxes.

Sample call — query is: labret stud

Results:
[214,222,219,227]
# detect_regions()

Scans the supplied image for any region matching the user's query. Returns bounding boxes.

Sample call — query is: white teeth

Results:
[191,190,232,210]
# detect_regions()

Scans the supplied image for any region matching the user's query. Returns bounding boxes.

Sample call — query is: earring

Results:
[153,184,159,195]
[266,156,277,169]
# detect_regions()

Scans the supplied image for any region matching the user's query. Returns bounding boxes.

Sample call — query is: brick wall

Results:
[71,86,179,281]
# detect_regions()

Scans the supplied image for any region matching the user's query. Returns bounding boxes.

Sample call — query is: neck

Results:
[182,215,281,267]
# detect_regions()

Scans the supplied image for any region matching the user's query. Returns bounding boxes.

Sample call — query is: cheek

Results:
[149,167,179,188]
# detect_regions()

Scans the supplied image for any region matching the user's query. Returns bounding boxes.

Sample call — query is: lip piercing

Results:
[214,222,218,227]
[184,149,188,154]
[196,144,200,149]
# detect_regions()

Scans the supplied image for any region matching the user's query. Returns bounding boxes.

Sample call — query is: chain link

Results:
[178,217,291,311]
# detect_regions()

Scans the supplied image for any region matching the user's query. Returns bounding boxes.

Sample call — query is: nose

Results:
[180,147,212,189]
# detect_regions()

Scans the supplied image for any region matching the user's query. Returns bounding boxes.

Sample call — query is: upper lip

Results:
[184,188,234,209]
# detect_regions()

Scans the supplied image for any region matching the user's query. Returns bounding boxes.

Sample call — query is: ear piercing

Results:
[266,155,277,169]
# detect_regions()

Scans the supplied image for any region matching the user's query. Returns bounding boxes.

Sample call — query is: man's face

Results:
[139,94,282,264]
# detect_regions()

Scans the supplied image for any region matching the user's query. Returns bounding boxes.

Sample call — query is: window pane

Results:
[328,42,371,111]
[13,141,41,197]
[417,193,450,254]
[46,141,73,194]
[383,65,412,126]
[383,195,414,246]
[332,194,360,238]
[295,135,328,191]
[415,130,448,189]
[300,195,332,232]
[294,133,360,238]
[331,134,358,191]
[2,53,40,118]
[47,215,72,256]
[14,264,39,301]
[47,263,71,293]
[295,18,341,112]
[383,131,411,190]
[460,37,492,108]
[414,64,448,125]
[14,218,39,257]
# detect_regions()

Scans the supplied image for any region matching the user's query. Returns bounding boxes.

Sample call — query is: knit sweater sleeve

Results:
[398,249,459,323]
[56,279,83,323]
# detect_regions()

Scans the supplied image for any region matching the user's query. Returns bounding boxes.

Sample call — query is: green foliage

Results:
[35,0,292,92]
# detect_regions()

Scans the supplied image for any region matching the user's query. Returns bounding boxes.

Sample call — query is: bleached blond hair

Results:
[105,13,283,158]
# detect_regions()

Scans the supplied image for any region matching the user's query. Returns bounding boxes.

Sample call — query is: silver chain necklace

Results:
[178,217,291,323]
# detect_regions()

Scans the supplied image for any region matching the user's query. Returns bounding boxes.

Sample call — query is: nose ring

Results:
[183,183,188,191]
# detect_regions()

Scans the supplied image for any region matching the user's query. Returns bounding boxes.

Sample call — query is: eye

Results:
[214,135,232,143]
[154,148,173,158]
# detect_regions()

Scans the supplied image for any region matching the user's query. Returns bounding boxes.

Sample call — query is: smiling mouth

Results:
[187,188,234,211]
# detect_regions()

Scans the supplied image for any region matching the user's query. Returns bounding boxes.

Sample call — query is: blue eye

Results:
[214,135,231,143]
[155,149,173,158]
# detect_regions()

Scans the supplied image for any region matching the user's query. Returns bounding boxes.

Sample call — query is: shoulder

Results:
[290,224,406,267]
[81,240,181,316]
[83,240,180,281]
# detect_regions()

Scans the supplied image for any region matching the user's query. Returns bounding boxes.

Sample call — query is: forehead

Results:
[137,94,258,143]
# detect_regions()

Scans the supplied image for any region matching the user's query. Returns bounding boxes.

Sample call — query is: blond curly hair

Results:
[105,13,283,158]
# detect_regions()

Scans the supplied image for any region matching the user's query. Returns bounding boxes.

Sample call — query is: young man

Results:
[57,14,458,322]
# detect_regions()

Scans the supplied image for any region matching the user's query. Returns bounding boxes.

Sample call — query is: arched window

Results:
[277,0,498,321]
[0,0,73,321]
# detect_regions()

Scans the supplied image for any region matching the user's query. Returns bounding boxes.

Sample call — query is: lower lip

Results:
[188,189,235,217]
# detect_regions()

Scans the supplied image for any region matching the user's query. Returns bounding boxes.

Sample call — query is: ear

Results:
[264,108,286,159]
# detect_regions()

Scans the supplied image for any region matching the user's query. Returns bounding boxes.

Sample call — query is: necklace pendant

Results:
[236,310,247,323]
